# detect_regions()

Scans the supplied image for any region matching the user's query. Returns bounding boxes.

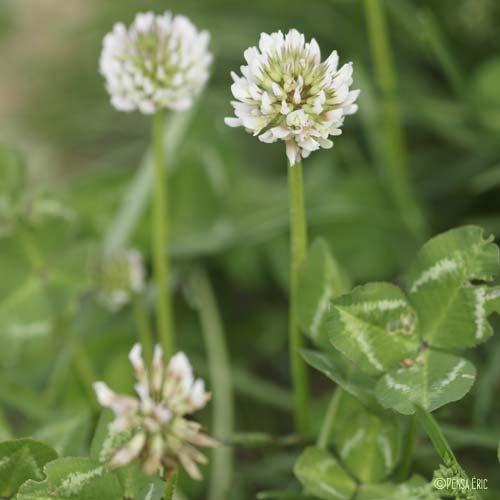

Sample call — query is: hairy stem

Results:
[397,413,418,481]
[416,407,481,499]
[152,110,174,358]
[188,266,234,500]
[288,158,310,435]
[364,0,426,241]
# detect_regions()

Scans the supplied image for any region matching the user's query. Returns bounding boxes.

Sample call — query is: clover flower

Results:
[96,249,146,312]
[225,29,359,165]
[94,344,217,480]
[100,11,212,114]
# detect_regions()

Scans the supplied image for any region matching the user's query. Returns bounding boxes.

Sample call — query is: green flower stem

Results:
[397,413,418,481]
[416,407,480,499]
[224,432,304,448]
[288,159,310,435]
[164,467,179,500]
[133,297,153,363]
[364,0,426,241]
[152,109,175,358]
[188,266,234,500]
[317,388,343,450]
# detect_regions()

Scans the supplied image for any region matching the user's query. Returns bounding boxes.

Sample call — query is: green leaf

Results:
[294,447,357,500]
[0,438,57,497]
[110,463,167,500]
[0,238,53,364]
[135,477,166,500]
[407,226,500,349]
[301,349,378,410]
[332,393,400,483]
[298,238,351,347]
[323,283,420,375]
[376,350,476,415]
[16,457,123,500]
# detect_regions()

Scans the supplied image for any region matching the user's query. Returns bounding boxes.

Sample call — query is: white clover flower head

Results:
[100,11,212,114]
[93,343,216,480]
[96,249,146,312]
[225,29,360,165]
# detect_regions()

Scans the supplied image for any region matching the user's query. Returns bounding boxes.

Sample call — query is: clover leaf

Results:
[301,226,500,415]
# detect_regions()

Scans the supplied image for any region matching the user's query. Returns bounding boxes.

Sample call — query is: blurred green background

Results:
[1,0,500,498]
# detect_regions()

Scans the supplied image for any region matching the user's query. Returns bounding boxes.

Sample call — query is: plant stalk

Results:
[288,158,310,435]
[364,0,426,241]
[188,266,234,500]
[397,413,418,481]
[152,110,174,358]
[416,407,481,500]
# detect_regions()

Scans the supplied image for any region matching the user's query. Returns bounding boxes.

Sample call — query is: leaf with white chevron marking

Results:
[321,282,420,375]
[375,350,476,415]
[407,226,500,349]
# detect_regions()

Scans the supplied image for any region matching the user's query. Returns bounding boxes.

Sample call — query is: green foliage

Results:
[356,476,441,500]
[376,350,476,415]
[293,391,401,499]
[324,282,420,376]
[407,226,499,349]
[293,447,357,500]
[301,349,378,410]
[0,438,57,497]
[332,394,400,483]
[2,0,500,496]
[304,226,500,415]
[298,238,351,348]
[33,411,92,457]
[470,57,500,134]
[16,457,123,500]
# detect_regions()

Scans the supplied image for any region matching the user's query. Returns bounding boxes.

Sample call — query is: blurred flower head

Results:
[100,11,212,114]
[94,344,217,479]
[96,249,145,312]
[225,29,359,166]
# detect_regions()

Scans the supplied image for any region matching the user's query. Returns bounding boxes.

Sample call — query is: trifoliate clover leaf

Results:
[0,438,57,497]
[306,226,499,414]
[16,457,123,500]
[322,282,420,375]
[332,393,401,483]
[407,226,500,350]
[376,351,476,415]
[293,447,357,500]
